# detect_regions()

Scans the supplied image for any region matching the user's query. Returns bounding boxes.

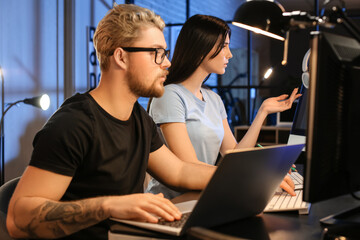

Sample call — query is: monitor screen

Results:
[287,85,307,149]
[276,103,297,127]
[304,31,360,204]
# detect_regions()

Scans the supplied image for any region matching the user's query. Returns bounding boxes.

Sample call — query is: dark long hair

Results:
[147,14,230,112]
[165,14,231,86]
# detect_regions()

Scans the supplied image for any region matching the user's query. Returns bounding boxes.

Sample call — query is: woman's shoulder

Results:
[160,84,188,99]
[201,86,221,99]
[152,84,184,106]
[164,83,184,92]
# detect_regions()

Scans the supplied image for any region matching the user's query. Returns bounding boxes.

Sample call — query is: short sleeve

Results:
[149,86,186,124]
[218,94,227,120]
[210,90,227,120]
[29,106,92,176]
[148,113,165,152]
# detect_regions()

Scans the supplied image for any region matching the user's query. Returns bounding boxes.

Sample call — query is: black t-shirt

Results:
[29,92,163,240]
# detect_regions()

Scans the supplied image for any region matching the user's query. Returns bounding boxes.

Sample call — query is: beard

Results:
[127,70,167,98]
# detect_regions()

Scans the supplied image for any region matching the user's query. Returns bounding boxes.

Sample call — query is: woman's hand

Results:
[280,175,296,196]
[259,88,302,115]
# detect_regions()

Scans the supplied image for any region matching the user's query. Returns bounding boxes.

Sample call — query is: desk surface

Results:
[171,190,359,240]
[109,164,360,239]
[109,192,360,240]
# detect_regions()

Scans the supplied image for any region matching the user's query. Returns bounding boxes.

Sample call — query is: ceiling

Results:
[276,0,360,12]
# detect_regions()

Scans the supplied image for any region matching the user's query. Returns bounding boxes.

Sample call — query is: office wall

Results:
[0,0,248,183]
[136,0,248,87]
[0,0,64,182]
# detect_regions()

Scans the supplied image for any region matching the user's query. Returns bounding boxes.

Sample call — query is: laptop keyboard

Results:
[264,172,311,214]
[157,212,191,228]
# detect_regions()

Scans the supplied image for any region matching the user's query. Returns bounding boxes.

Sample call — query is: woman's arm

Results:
[160,122,208,165]
[220,88,301,154]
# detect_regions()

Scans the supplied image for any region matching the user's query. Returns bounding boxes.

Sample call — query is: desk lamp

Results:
[232,0,360,65]
[0,66,50,185]
[251,66,274,121]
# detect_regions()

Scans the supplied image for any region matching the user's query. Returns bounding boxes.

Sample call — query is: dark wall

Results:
[260,29,311,98]
[261,15,360,98]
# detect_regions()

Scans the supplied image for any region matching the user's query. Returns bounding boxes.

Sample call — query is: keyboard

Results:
[157,212,191,228]
[264,172,311,215]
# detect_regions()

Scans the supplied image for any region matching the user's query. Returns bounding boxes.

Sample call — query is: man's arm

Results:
[7,166,181,239]
[147,145,216,192]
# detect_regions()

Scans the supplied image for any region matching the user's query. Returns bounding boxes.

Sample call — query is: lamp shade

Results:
[23,94,50,110]
[233,0,287,41]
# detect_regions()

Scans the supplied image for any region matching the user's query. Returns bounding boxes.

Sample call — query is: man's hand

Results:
[279,175,296,196]
[106,193,182,223]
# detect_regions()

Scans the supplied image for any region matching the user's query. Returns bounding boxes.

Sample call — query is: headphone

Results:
[302,49,311,89]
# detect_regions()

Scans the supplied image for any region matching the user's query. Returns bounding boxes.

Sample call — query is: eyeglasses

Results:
[122,47,170,65]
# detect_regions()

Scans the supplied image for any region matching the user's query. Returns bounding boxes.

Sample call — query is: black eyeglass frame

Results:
[121,47,170,65]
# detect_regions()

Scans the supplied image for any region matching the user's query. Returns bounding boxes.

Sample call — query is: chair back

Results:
[0,177,20,240]
[0,177,20,214]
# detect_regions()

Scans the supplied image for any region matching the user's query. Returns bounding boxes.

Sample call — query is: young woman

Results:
[146,14,301,199]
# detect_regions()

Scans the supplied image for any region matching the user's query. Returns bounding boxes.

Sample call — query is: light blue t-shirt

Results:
[146,83,227,198]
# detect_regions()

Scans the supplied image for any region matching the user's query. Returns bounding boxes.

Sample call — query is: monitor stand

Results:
[320,205,360,239]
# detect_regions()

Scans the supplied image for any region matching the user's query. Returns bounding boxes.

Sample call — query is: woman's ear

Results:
[113,47,127,69]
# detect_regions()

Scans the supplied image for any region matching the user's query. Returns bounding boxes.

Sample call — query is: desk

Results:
[109,192,360,240]
[203,194,359,240]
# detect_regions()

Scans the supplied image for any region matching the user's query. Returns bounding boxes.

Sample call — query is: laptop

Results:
[110,144,304,236]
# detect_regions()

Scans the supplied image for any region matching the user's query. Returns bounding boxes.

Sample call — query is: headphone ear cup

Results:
[302,49,311,72]
[301,49,311,89]
[302,72,309,88]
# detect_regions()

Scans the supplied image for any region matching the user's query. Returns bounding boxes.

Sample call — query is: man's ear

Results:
[113,47,127,69]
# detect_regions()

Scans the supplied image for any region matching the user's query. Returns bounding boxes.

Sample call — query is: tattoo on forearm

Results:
[14,198,107,238]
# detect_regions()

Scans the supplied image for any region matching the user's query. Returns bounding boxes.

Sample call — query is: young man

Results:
[6,4,295,240]
[6,4,217,240]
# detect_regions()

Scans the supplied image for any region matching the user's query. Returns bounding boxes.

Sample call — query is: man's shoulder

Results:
[48,93,95,128]
[60,92,94,111]
[134,101,154,121]
[61,92,91,108]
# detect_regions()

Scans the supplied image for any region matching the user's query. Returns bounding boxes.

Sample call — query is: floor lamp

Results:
[0,66,50,185]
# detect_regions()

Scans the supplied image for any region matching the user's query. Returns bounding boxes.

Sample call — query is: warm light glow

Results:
[232,22,285,41]
[264,67,273,79]
[0,66,4,80]
[283,11,301,16]
[40,94,50,110]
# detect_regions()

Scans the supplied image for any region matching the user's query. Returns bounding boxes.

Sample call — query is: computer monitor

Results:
[287,85,307,149]
[303,31,360,225]
[276,103,297,127]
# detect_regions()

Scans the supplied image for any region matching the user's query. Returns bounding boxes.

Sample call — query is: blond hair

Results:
[93,4,165,71]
